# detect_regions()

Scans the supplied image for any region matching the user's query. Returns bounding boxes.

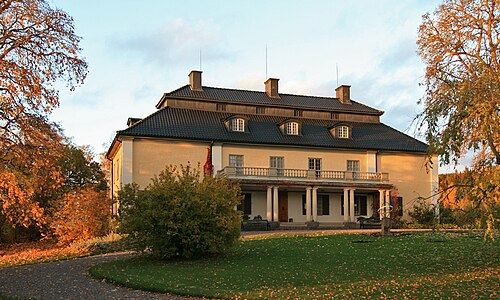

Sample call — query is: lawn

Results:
[89,231,499,299]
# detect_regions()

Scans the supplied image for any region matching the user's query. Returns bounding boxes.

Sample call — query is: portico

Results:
[259,181,392,227]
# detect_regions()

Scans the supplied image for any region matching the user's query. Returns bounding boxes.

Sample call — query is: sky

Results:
[49,0,465,173]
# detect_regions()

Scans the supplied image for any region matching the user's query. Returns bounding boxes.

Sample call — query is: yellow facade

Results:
[109,137,436,223]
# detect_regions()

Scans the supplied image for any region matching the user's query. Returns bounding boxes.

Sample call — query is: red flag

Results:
[203,146,213,177]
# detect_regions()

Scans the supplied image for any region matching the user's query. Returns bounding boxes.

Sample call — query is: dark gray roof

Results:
[158,85,383,115]
[118,107,427,152]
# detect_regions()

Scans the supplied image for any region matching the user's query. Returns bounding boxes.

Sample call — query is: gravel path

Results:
[0,251,191,300]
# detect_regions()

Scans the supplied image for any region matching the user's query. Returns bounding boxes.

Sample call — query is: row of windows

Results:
[229,155,361,172]
[216,104,340,120]
[228,117,351,138]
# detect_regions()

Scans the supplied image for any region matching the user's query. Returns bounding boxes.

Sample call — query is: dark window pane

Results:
[360,196,367,215]
[243,193,252,215]
[302,194,306,215]
[322,195,330,215]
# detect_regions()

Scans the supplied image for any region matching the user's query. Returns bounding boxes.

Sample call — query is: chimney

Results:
[265,78,280,98]
[189,70,203,92]
[336,85,351,105]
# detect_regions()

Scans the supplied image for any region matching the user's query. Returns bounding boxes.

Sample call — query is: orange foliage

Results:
[0,240,89,268]
[51,187,111,245]
[0,0,87,238]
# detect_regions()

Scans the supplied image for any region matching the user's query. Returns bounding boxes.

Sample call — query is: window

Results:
[256,107,266,114]
[237,193,252,215]
[216,103,227,111]
[318,195,330,215]
[294,110,303,117]
[286,122,299,135]
[347,160,360,171]
[302,194,329,215]
[330,112,339,120]
[347,160,360,179]
[338,125,350,138]
[229,154,244,167]
[231,118,245,132]
[270,156,284,176]
[229,154,244,175]
[354,195,367,216]
[309,158,321,177]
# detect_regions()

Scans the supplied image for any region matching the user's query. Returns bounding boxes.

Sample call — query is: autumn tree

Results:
[417,0,499,166]
[0,0,88,240]
[417,0,499,234]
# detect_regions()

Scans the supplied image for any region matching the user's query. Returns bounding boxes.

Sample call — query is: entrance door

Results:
[278,192,288,222]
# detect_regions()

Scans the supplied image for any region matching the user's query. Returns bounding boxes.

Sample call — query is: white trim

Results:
[212,143,223,174]
[121,139,133,185]
[367,151,377,172]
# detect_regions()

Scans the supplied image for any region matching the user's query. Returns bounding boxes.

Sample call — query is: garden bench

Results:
[358,217,381,229]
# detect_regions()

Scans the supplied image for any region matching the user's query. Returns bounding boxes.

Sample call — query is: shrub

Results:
[51,186,111,245]
[408,198,436,226]
[119,165,241,259]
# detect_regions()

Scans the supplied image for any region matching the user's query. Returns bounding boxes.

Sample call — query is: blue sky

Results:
[49,0,464,172]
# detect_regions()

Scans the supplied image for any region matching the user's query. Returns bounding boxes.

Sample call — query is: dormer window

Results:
[232,118,245,132]
[286,122,299,135]
[338,126,349,138]
[330,124,352,139]
[225,116,248,133]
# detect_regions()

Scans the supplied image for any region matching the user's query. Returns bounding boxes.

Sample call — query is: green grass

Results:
[89,231,499,299]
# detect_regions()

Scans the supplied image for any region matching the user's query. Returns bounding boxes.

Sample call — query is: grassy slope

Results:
[89,232,499,299]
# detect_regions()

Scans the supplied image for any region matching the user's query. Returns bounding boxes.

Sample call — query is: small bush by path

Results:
[89,231,499,299]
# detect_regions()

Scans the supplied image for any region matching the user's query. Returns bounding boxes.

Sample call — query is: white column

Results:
[312,187,318,222]
[349,189,355,222]
[343,188,349,222]
[379,190,385,219]
[266,186,272,221]
[385,190,391,219]
[212,143,223,175]
[273,186,279,222]
[306,186,312,222]
[121,139,134,185]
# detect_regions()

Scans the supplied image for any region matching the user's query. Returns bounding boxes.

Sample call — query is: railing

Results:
[217,166,389,182]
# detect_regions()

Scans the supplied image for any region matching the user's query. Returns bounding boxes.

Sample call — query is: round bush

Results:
[119,165,241,259]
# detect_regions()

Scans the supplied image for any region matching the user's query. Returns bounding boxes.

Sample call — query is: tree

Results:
[59,145,107,193]
[417,0,499,235]
[51,186,110,245]
[0,0,87,240]
[416,0,499,166]
[119,165,241,259]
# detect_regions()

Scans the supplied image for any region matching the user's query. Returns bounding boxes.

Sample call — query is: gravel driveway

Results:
[0,251,191,300]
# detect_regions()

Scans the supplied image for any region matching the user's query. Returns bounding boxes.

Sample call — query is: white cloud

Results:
[108,18,232,66]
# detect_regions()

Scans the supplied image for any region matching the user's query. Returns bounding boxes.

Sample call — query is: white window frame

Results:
[286,122,299,135]
[338,125,350,138]
[232,118,245,132]
[347,160,360,172]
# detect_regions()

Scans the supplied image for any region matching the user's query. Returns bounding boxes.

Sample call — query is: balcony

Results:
[216,166,389,183]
